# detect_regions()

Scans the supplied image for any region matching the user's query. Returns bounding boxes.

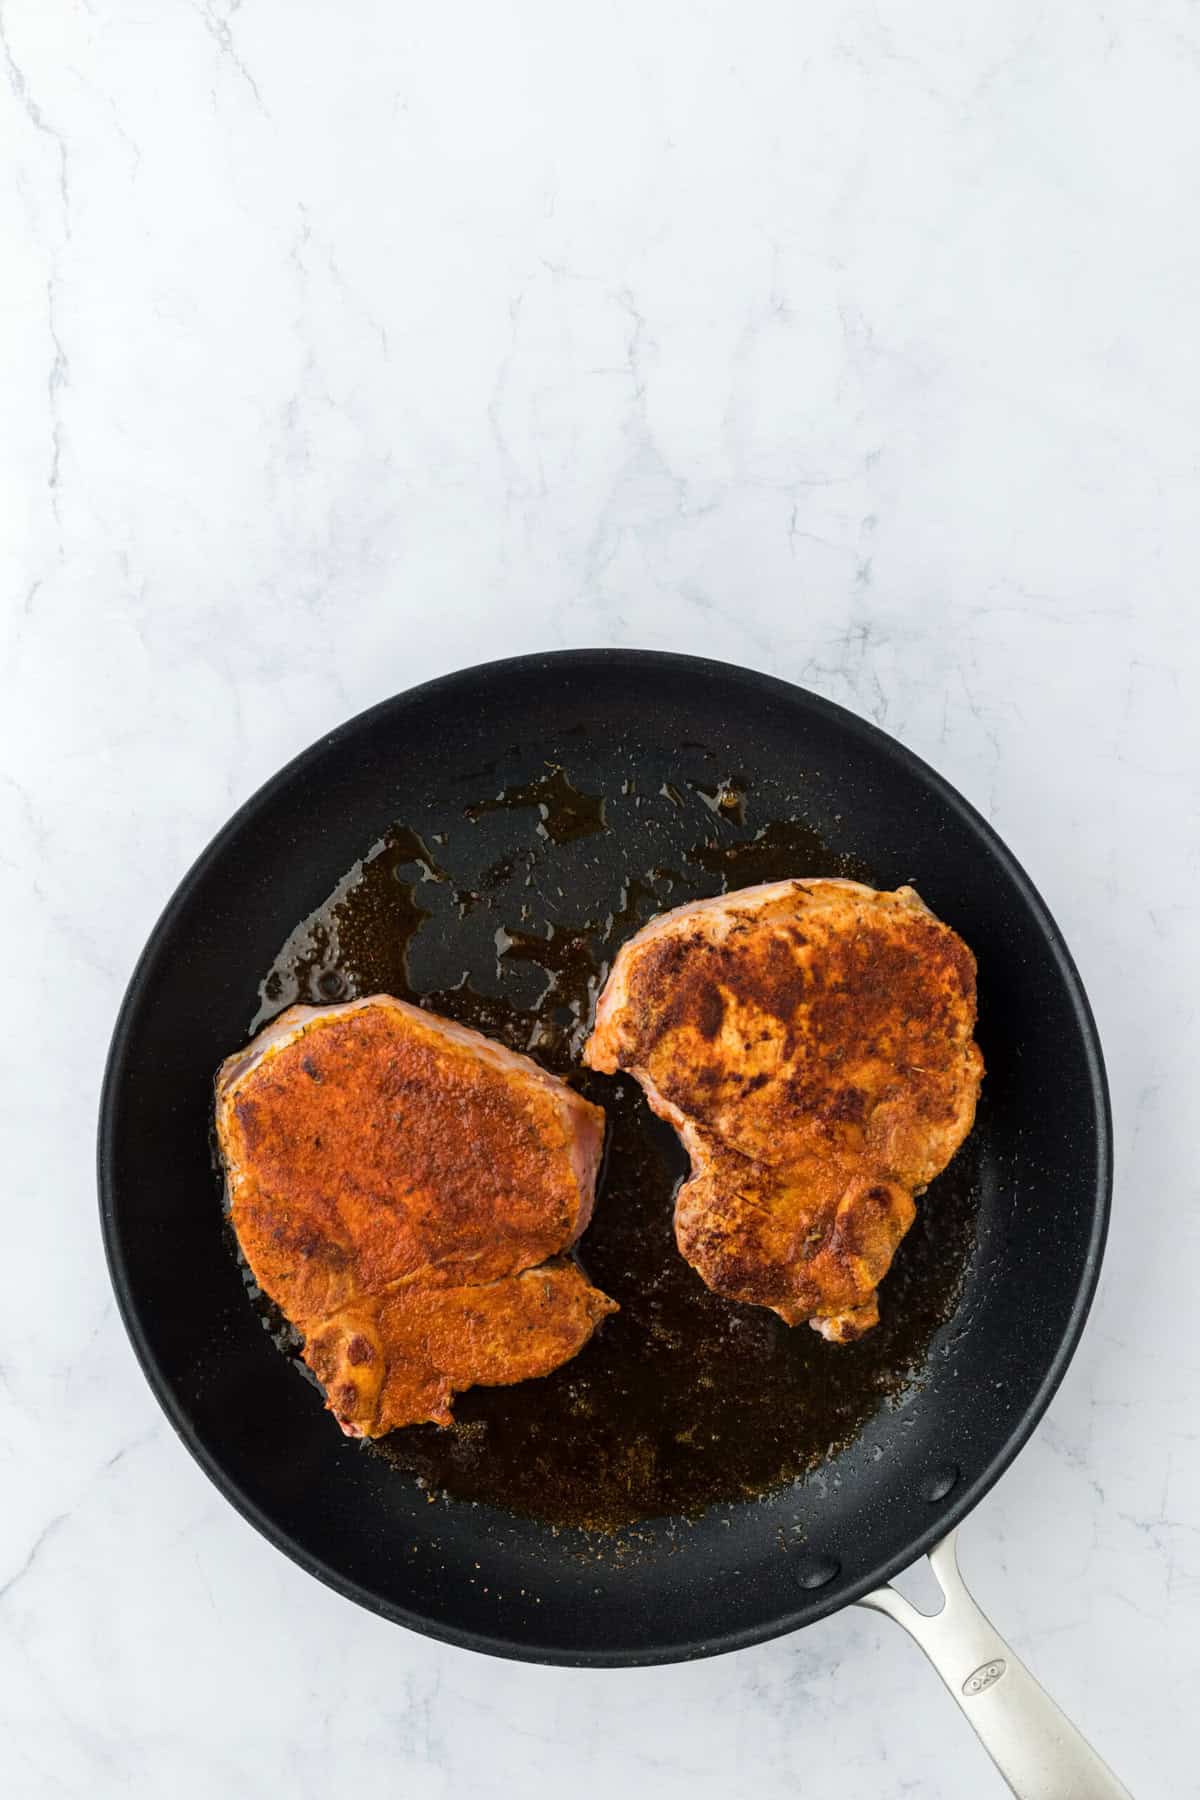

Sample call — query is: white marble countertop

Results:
[5,3,1199,1794]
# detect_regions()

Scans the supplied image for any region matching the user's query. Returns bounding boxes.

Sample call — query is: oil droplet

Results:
[465,766,607,844]
[494,922,601,1060]
[687,818,872,889]
[690,777,747,825]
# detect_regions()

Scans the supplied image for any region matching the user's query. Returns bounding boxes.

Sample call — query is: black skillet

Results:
[99,651,1128,1797]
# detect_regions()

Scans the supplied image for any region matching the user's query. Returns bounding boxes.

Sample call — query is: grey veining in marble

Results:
[3,2,1199,1795]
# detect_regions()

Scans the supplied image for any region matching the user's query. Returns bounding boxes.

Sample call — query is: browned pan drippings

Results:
[240,762,980,1530]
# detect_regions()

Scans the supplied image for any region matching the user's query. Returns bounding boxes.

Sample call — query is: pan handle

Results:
[858,1530,1132,1799]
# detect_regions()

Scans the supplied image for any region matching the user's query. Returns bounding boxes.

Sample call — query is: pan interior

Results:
[100,652,1109,1664]
[245,756,980,1531]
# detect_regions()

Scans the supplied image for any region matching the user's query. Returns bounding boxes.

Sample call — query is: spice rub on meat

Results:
[584,880,982,1342]
[216,995,614,1434]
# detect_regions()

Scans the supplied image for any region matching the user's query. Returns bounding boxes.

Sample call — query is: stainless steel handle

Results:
[858,1530,1132,1799]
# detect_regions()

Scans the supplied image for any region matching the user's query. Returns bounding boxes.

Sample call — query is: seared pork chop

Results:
[584,879,982,1341]
[216,995,614,1433]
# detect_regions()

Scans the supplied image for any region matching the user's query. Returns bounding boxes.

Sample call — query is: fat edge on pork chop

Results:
[584,878,983,1342]
[216,995,616,1435]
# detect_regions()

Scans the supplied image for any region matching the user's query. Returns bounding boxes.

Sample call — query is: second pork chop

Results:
[584,879,982,1341]
[217,995,615,1434]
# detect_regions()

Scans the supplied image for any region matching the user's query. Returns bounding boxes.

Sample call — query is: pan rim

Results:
[97,647,1112,1666]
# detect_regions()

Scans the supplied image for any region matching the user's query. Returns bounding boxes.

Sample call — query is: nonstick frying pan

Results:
[99,651,1128,1797]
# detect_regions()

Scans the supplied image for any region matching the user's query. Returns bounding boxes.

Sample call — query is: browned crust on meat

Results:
[305,1262,618,1434]
[585,881,982,1337]
[613,888,977,1169]
[217,998,614,1432]
[221,1004,596,1320]
[673,1153,918,1332]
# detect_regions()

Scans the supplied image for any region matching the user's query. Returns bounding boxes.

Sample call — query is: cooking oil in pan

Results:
[240,760,978,1530]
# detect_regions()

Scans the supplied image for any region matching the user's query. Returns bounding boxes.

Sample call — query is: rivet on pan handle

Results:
[858,1529,1132,1800]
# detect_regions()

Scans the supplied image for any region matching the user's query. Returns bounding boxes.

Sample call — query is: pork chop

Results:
[584,879,982,1341]
[216,994,615,1433]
